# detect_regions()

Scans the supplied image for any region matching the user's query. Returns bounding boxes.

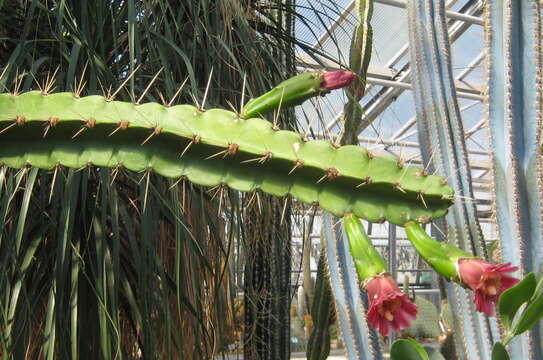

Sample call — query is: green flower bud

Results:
[404,221,475,281]
[241,71,355,118]
[343,214,386,281]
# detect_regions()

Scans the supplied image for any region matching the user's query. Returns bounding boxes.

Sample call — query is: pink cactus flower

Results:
[321,70,356,91]
[457,258,520,316]
[365,274,418,336]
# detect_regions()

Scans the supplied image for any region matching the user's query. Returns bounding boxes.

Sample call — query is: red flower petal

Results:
[458,258,520,316]
[365,274,418,336]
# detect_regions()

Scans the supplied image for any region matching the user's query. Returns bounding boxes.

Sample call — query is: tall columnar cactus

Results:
[484,1,543,359]
[341,0,373,144]
[407,1,496,358]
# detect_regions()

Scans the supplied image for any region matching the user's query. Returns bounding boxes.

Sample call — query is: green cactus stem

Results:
[0,90,453,225]
[404,222,475,281]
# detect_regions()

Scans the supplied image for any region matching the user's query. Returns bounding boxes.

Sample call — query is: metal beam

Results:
[297,55,483,100]
[375,0,483,25]
[359,0,484,129]
[314,0,482,50]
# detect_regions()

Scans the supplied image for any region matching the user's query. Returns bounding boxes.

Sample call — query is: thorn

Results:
[72,118,96,139]
[208,183,222,199]
[42,66,60,95]
[431,221,447,238]
[75,162,92,173]
[356,177,372,188]
[43,117,59,137]
[394,183,406,193]
[303,202,318,218]
[0,122,17,135]
[240,73,247,115]
[107,64,142,101]
[141,126,162,145]
[16,115,25,125]
[180,135,201,158]
[142,169,151,212]
[109,120,130,136]
[206,143,240,160]
[168,175,187,191]
[240,152,272,164]
[73,62,89,98]
[200,67,214,111]
[288,159,304,175]
[225,100,240,115]
[205,149,228,160]
[280,196,290,226]
[11,69,23,96]
[168,77,189,107]
[0,66,8,84]
[316,171,331,184]
[397,158,404,169]
[158,92,167,106]
[190,93,201,111]
[418,192,428,208]
[272,87,286,129]
[72,127,86,139]
[367,151,374,159]
[246,190,262,213]
[99,80,112,100]
[218,186,227,215]
[255,191,262,214]
[110,164,124,186]
[49,163,61,203]
[136,67,164,104]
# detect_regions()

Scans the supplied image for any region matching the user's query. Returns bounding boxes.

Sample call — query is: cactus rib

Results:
[0,91,452,225]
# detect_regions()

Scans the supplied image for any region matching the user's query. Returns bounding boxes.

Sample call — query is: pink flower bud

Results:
[457,258,520,316]
[321,70,356,91]
[365,274,418,336]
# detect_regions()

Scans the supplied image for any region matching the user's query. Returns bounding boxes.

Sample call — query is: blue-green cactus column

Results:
[485,1,543,359]
[407,0,495,359]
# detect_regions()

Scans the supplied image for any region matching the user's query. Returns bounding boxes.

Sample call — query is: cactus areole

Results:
[0,72,453,226]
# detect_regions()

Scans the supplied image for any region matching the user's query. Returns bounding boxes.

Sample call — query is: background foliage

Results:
[0,0,323,358]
